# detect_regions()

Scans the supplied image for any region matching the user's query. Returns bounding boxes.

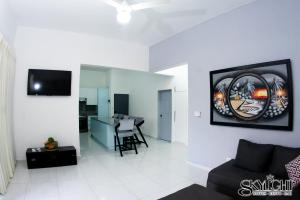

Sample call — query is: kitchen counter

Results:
[90,116,144,150]
[91,116,144,126]
[91,117,118,126]
[90,117,115,149]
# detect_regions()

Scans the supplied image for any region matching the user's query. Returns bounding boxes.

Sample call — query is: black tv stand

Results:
[26,146,77,169]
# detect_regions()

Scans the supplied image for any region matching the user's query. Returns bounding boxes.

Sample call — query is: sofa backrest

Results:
[235,139,300,177]
[235,139,274,172]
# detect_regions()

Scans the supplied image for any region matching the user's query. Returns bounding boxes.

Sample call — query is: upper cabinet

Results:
[79,88,98,105]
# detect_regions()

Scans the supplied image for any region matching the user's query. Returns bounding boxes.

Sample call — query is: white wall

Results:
[13,26,149,160]
[80,69,108,88]
[108,69,172,138]
[0,0,16,46]
[150,0,300,168]
[157,65,189,145]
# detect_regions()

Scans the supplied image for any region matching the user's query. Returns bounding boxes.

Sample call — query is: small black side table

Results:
[26,146,77,169]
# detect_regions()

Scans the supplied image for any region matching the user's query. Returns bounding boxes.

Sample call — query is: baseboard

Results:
[143,133,157,139]
[186,161,212,173]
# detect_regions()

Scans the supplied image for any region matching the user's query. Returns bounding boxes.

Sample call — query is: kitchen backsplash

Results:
[87,105,98,115]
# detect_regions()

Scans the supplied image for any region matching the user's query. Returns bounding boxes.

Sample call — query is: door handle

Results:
[160,114,162,118]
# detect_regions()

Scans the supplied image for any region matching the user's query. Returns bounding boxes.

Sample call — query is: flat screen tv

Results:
[27,69,72,96]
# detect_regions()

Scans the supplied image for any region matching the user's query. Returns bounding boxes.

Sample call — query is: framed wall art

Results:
[210,59,293,131]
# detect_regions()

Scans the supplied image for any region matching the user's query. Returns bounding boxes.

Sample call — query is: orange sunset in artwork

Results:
[252,88,268,99]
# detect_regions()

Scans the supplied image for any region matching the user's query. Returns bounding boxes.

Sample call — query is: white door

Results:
[158,90,172,142]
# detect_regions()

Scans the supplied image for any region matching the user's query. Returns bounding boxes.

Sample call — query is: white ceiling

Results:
[8,0,257,46]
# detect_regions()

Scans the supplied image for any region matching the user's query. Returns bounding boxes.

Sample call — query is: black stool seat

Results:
[159,184,233,200]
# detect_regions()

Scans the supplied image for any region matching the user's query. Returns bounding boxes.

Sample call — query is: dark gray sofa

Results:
[207,139,300,200]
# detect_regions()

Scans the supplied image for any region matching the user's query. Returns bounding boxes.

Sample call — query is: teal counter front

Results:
[90,117,117,150]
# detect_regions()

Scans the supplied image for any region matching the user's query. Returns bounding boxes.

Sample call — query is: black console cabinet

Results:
[26,146,77,169]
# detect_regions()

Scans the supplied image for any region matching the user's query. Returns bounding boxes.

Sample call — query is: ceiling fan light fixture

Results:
[101,0,171,25]
[117,9,131,24]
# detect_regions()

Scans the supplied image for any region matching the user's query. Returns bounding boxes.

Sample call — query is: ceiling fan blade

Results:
[162,9,206,18]
[100,0,122,8]
[131,0,170,11]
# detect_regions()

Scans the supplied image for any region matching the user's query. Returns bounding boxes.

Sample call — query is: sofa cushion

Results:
[159,184,233,200]
[207,160,267,200]
[269,146,300,178]
[235,139,274,172]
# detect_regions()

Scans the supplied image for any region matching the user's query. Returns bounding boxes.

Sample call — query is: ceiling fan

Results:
[100,0,171,24]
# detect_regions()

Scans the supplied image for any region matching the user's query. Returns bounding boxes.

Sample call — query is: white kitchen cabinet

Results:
[79,88,98,105]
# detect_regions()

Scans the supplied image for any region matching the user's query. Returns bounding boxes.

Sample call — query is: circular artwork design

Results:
[262,74,289,119]
[227,73,271,121]
[213,78,233,117]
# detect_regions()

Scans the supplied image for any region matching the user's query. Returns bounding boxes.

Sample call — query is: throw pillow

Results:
[285,155,300,189]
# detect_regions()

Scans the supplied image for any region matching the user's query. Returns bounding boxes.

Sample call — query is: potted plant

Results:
[44,137,58,151]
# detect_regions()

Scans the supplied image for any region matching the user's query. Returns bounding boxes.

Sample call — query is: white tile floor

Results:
[0,133,208,200]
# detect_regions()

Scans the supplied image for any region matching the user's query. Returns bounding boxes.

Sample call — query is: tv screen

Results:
[27,69,72,96]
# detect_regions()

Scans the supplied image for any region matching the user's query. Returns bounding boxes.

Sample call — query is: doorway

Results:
[156,64,188,145]
[158,90,172,142]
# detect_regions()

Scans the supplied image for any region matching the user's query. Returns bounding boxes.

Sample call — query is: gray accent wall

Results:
[149,0,300,168]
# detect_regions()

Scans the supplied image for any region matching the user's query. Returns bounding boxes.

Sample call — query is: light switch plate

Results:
[193,111,201,117]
